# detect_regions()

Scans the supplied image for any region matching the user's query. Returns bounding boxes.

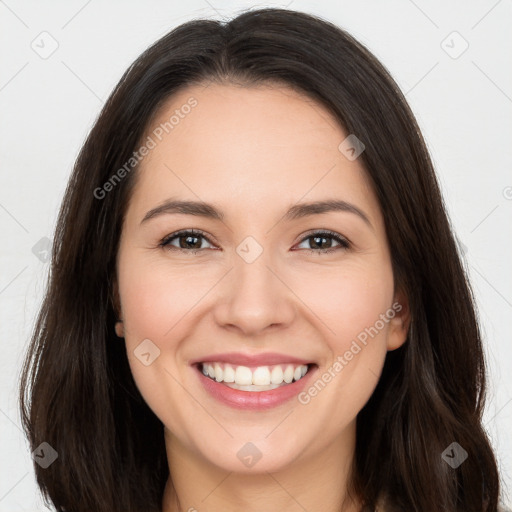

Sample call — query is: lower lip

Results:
[194,365,317,410]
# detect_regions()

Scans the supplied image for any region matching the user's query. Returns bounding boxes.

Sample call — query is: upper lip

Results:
[190,352,314,367]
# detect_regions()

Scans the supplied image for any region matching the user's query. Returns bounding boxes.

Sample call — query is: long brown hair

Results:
[19,7,501,511]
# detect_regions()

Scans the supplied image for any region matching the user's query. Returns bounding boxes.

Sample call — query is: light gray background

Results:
[1,0,511,510]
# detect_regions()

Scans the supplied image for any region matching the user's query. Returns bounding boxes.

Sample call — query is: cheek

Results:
[294,266,393,421]
[116,254,183,382]
[298,263,394,348]
[294,263,393,409]
[118,255,205,341]
[117,259,197,434]
[119,249,395,356]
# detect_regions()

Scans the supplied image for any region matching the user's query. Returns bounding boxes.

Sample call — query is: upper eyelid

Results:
[162,228,215,245]
[161,229,350,248]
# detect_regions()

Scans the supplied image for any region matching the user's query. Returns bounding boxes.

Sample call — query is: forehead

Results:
[146,81,347,158]
[127,82,380,228]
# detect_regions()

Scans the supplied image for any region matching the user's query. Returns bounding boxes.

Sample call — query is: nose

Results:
[213,250,296,337]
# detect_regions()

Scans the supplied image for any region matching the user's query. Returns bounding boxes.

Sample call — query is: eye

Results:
[159,229,350,255]
[294,230,350,254]
[159,229,216,254]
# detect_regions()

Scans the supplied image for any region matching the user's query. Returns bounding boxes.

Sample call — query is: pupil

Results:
[313,236,329,249]
[177,235,333,250]
[181,235,200,249]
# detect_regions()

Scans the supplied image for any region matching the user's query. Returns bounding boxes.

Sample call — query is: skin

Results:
[114,82,410,512]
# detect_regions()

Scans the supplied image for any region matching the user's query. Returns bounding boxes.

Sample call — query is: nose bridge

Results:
[214,237,294,334]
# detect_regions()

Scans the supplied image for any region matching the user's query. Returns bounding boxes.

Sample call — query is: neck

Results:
[161,421,362,512]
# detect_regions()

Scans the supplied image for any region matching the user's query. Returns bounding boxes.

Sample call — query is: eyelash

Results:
[158,229,350,255]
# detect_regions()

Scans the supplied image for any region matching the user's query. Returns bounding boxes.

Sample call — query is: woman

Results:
[19,7,502,512]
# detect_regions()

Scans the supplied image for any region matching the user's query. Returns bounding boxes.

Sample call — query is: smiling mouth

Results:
[196,362,315,392]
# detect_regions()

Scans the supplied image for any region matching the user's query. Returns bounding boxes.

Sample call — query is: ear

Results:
[111,276,124,338]
[386,287,411,351]
[115,321,125,338]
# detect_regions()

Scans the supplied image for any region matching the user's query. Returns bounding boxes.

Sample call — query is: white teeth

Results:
[200,362,310,389]
[283,365,294,383]
[214,363,223,382]
[252,366,271,386]
[223,364,235,383]
[270,366,284,384]
[235,366,253,385]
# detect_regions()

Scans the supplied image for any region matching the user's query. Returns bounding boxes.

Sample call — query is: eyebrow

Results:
[140,198,373,229]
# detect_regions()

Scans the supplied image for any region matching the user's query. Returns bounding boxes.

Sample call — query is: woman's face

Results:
[115,82,409,474]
